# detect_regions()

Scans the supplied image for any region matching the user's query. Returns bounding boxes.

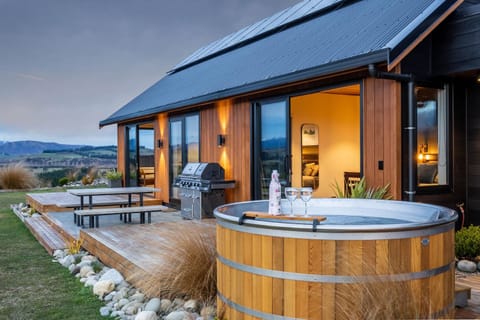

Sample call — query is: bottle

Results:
[268,170,281,215]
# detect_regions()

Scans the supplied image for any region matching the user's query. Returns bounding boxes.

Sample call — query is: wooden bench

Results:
[74,205,169,228]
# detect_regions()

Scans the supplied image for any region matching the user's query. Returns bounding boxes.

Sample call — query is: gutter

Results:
[368,64,416,202]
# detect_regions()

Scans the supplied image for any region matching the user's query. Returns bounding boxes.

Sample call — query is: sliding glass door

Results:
[125,122,155,187]
[252,99,290,199]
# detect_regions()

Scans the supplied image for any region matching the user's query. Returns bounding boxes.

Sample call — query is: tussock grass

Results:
[131,221,217,303]
[0,163,38,189]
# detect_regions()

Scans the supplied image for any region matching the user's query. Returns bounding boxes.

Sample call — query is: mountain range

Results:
[0,140,89,156]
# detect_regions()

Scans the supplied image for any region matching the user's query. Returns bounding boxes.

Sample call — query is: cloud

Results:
[13,72,46,81]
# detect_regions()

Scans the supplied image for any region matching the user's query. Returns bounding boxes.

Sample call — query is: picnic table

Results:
[67,187,159,209]
[67,187,160,227]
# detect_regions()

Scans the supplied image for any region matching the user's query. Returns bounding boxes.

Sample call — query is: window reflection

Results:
[416,86,448,186]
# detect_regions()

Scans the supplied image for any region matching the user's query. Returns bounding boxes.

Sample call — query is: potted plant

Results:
[105,170,122,188]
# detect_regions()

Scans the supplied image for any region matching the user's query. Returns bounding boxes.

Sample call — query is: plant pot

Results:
[108,179,122,188]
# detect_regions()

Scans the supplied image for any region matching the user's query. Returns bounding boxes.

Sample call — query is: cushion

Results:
[418,164,438,184]
[303,166,313,176]
[311,165,319,177]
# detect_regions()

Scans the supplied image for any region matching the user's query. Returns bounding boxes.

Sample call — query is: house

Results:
[100,0,480,224]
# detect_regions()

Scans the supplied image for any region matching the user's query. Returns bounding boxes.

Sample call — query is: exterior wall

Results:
[200,99,251,202]
[154,113,169,203]
[363,77,402,200]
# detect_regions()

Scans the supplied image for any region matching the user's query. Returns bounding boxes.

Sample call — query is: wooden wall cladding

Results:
[154,114,169,203]
[200,99,251,202]
[363,77,402,199]
[116,124,126,186]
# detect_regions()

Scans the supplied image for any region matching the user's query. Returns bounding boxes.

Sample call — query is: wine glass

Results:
[284,187,298,216]
[300,187,313,216]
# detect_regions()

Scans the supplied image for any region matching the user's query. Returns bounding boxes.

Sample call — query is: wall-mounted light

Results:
[217,134,226,148]
[157,139,164,149]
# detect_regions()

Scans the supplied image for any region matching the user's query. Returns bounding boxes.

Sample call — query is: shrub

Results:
[0,163,38,189]
[58,177,69,186]
[105,170,122,180]
[455,225,480,259]
[66,238,84,255]
[331,177,392,199]
[131,221,216,303]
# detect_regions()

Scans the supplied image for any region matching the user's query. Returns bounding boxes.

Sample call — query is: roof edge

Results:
[99,49,389,127]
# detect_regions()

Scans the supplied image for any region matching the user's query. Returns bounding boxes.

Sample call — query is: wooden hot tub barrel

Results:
[214,199,457,319]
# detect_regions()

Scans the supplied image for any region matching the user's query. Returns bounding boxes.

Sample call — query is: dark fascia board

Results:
[99,49,389,127]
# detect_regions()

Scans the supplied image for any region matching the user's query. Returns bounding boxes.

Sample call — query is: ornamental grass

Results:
[0,163,38,189]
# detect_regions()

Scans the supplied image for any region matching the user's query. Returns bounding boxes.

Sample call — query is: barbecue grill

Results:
[173,162,235,219]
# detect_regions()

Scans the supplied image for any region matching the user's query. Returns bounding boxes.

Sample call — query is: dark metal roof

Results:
[172,0,347,72]
[100,0,462,127]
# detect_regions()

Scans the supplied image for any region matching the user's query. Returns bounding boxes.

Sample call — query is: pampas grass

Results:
[0,163,38,189]
[131,221,217,303]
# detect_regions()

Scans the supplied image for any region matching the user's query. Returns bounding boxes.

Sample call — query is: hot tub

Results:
[214,198,457,319]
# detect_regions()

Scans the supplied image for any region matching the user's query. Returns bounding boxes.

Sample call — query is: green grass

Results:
[0,191,106,320]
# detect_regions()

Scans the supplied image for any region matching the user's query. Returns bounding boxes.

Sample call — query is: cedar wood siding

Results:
[363,77,402,200]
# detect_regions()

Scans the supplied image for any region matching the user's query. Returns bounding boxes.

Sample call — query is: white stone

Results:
[79,277,87,283]
[165,311,190,320]
[184,299,200,312]
[172,298,185,307]
[53,249,65,259]
[144,298,161,313]
[76,260,92,268]
[118,298,130,309]
[93,280,115,297]
[135,311,158,320]
[104,291,116,302]
[100,306,111,317]
[111,310,125,318]
[81,255,97,262]
[122,301,143,315]
[60,255,76,268]
[458,260,477,273]
[79,265,94,277]
[85,276,97,287]
[99,268,124,285]
[160,299,172,312]
[131,292,145,303]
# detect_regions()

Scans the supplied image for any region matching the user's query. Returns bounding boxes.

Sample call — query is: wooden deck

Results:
[24,215,68,254]
[456,275,480,319]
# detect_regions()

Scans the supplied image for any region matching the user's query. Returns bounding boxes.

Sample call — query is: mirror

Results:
[301,124,319,189]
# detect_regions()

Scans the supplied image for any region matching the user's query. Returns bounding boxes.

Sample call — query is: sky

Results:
[0,0,300,146]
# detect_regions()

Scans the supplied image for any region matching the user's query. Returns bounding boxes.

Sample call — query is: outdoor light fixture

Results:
[157,139,164,149]
[217,134,226,148]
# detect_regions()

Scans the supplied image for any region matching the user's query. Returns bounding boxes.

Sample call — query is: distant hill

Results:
[0,140,89,156]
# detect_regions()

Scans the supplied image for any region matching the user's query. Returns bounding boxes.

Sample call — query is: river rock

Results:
[184,299,199,312]
[77,260,93,268]
[458,260,477,273]
[60,255,76,268]
[79,265,94,277]
[99,306,111,317]
[81,255,97,262]
[93,280,115,297]
[135,311,158,320]
[131,292,145,303]
[165,311,190,320]
[160,299,172,312]
[99,268,124,285]
[118,298,130,309]
[122,301,143,315]
[85,276,97,287]
[144,297,161,313]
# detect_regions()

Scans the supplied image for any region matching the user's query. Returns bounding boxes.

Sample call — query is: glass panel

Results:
[138,128,155,187]
[259,101,288,199]
[186,115,200,162]
[127,126,138,187]
[170,120,183,199]
[416,86,448,186]
[301,124,319,190]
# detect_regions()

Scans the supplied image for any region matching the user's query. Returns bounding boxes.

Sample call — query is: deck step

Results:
[24,215,67,255]
[455,283,472,308]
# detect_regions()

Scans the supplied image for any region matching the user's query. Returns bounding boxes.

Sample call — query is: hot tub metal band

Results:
[217,254,454,283]
[216,218,453,240]
[217,290,455,320]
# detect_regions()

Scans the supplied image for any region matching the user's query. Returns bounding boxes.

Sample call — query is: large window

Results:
[416,86,448,187]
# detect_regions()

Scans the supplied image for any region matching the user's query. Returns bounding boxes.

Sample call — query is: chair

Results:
[344,172,361,196]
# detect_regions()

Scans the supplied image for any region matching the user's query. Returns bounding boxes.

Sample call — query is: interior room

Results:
[290,84,361,197]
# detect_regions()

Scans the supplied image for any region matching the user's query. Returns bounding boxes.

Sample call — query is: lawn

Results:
[0,191,106,320]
